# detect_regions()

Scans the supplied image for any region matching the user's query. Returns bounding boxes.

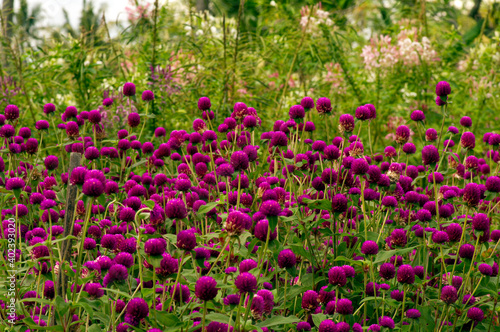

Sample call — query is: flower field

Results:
[0,0,500,331]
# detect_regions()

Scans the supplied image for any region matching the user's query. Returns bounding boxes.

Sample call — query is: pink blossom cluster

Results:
[125,0,152,23]
[299,3,334,35]
[324,63,346,95]
[361,28,439,71]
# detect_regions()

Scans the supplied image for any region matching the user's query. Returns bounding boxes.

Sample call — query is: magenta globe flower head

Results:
[402,142,416,155]
[102,98,113,106]
[460,116,472,127]
[397,265,415,284]
[328,266,347,287]
[425,128,438,142]
[381,196,397,208]
[422,145,439,165]
[6,177,25,191]
[432,230,449,244]
[197,97,211,111]
[316,97,332,114]
[254,219,277,242]
[486,176,500,192]
[441,286,458,304]
[301,290,319,312]
[478,263,492,276]
[289,105,305,119]
[361,240,379,255]
[379,263,395,280]
[410,110,425,122]
[43,103,56,115]
[467,307,484,322]
[141,90,154,101]
[166,198,187,219]
[406,309,421,319]
[301,97,315,110]
[176,229,197,251]
[225,211,251,235]
[4,104,19,121]
[235,272,257,293]
[395,125,411,144]
[463,183,481,207]
[461,131,476,150]
[278,249,297,269]
[339,114,355,133]
[297,322,312,332]
[35,120,49,131]
[195,276,218,301]
[88,110,101,124]
[126,298,148,320]
[380,316,395,329]
[127,113,140,127]
[472,213,489,231]
[44,155,59,171]
[355,105,370,120]
[336,298,353,315]
[144,238,167,256]
[436,81,451,97]
[351,158,369,175]
[65,121,80,139]
[231,150,249,171]
[364,103,376,119]
[459,244,475,259]
[259,200,282,217]
[331,194,348,213]
[82,178,104,197]
[318,320,336,332]
[123,82,136,96]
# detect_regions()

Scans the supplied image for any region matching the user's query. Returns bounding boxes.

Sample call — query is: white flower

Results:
[270,1,277,7]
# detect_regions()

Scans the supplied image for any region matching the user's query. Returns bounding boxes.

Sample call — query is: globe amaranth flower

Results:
[435,81,451,97]
[6,177,25,190]
[316,97,332,114]
[297,322,312,332]
[165,198,187,219]
[195,276,218,301]
[361,240,379,255]
[461,132,476,150]
[397,265,415,284]
[351,158,369,175]
[395,125,411,144]
[35,120,49,130]
[206,322,233,332]
[406,309,421,319]
[432,231,449,244]
[254,219,277,242]
[300,97,314,110]
[289,105,305,119]
[43,103,56,114]
[422,145,439,165]
[259,200,282,217]
[441,286,458,304]
[355,105,370,120]
[144,238,167,256]
[318,320,336,332]
[402,142,416,154]
[336,298,353,315]
[65,121,79,138]
[338,114,355,133]
[123,82,136,96]
[142,90,154,101]
[467,307,484,322]
[380,316,395,329]
[328,266,346,287]
[82,179,104,197]
[176,230,197,251]
[44,155,59,171]
[301,290,319,312]
[478,263,493,276]
[410,110,425,122]
[332,194,348,213]
[463,183,481,207]
[379,262,396,280]
[126,298,148,320]
[278,249,297,269]
[225,211,252,235]
[472,213,489,231]
[4,104,19,121]
[235,272,257,293]
[128,113,140,127]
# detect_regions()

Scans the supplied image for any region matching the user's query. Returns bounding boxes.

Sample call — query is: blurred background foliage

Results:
[0,0,499,156]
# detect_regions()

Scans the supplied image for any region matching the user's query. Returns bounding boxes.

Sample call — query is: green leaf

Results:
[256,315,301,327]
[268,215,278,232]
[374,246,417,263]
[54,296,69,316]
[88,325,102,332]
[156,311,183,328]
[197,201,219,215]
